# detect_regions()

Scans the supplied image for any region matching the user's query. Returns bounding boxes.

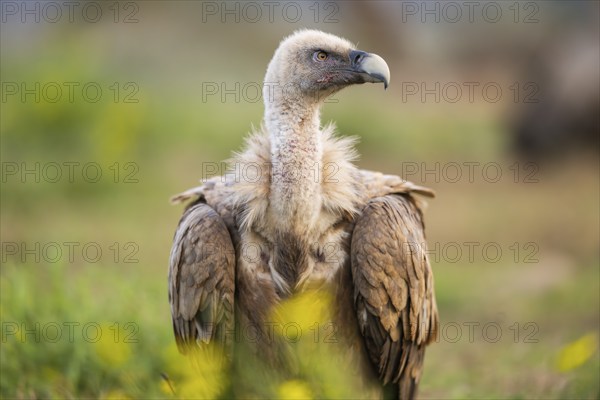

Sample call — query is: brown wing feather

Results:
[168,201,235,355]
[351,194,438,399]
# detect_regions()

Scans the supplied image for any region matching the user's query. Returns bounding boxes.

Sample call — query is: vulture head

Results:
[263,30,391,106]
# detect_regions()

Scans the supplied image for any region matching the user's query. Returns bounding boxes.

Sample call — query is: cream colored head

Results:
[263,29,390,107]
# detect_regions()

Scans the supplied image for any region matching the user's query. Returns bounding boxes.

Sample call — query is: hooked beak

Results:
[349,50,391,89]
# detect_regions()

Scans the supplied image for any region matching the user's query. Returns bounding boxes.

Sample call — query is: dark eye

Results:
[314,51,328,61]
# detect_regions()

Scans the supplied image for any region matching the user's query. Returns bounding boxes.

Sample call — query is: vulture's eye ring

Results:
[314,51,328,61]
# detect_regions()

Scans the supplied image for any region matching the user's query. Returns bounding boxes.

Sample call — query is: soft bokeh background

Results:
[1,1,598,398]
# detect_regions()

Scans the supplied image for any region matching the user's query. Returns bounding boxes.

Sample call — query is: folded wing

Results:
[351,194,438,399]
[168,201,235,356]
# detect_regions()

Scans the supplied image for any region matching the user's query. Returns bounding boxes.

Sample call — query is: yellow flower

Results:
[163,342,229,399]
[277,379,313,400]
[556,332,598,372]
[270,290,334,333]
[93,323,132,367]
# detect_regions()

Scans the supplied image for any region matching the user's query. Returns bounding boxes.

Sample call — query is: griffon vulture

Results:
[169,30,439,399]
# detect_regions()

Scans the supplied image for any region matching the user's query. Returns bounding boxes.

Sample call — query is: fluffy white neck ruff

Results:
[230,119,360,238]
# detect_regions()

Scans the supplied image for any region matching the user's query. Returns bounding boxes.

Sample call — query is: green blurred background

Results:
[1,1,598,398]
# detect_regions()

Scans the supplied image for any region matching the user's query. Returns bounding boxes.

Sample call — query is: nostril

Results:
[350,50,367,66]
